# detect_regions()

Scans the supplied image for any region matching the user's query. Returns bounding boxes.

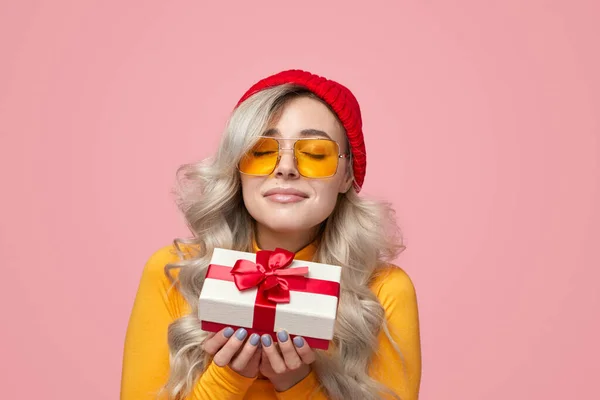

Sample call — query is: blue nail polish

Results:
[236,328,248,340]
[223,327,234,338]
[249,333,260,346]
[261,334,272,347]
[293,336,305,348]
[277,330,289,342]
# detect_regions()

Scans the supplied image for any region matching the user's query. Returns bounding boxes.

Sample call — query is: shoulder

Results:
[127,243,198,322]
[134,243,200,315]
[369,264,418,309]
[143,244,178,273]
[140,242,199,280]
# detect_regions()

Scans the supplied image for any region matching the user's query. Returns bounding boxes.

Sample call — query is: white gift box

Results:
[198,247,342,350]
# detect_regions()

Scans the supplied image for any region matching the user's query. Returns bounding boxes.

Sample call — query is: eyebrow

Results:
[262,128,332,140]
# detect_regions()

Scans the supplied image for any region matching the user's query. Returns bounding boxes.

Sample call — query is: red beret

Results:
[235,69,366,192]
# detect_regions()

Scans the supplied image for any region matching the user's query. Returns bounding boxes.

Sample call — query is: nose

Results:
[273,148,300,179]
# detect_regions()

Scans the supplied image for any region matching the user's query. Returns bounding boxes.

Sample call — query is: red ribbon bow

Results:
[230,248,309,303]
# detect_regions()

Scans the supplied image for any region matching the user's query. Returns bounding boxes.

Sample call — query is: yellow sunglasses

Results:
[238,136,350,178]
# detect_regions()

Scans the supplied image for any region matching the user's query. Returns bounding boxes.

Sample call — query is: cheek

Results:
[240,176,264,213]
[311,181,341,214]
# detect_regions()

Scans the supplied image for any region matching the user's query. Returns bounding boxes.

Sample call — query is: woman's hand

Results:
[259,330,316,391]
[202,327,262,378]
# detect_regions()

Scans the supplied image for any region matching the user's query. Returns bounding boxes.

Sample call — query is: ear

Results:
[338,170,354,194]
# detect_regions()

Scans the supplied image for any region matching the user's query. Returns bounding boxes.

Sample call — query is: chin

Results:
[261,220,313,234]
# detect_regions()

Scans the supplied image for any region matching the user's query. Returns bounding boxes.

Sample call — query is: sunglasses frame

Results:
[238,135,351,178]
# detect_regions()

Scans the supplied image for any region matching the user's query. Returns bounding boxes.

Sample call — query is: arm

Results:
[369,266,422,400]
[273,369,326,400]
[274,266,422,400]
[120,245,256,400]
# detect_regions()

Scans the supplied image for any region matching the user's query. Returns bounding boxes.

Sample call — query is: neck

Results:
[254,224,320,253]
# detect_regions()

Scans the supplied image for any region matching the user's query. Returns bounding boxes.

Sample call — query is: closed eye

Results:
[300,152,326,160]
[253,151,277,157]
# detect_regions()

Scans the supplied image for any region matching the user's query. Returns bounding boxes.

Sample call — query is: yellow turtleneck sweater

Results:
[121,239,421,399]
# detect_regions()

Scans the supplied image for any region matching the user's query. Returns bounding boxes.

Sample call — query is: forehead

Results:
[264,96,346,143]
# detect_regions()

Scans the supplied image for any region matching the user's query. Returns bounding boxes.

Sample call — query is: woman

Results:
[121,69,422,399]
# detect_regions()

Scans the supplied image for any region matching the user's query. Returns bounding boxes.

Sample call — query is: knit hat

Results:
[235,69,366,192]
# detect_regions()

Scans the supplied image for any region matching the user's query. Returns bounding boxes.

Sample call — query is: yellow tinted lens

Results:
[239,138,279,175]
[295,139,339,177]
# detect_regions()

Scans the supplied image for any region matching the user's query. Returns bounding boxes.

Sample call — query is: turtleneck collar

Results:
[251,235,319,261]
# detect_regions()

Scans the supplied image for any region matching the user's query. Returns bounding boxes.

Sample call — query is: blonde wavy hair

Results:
[160,84,406,400]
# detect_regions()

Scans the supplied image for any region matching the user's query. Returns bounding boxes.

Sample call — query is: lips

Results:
[263,187,309,198]
[263,187,309,204]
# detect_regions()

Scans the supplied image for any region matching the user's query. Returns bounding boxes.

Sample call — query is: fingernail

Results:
[277,330,289,342]
[236,328,248,340]
[223,327,234,338]
[249,333,260,346]
[293,336,305,348]
[261,334,272,347]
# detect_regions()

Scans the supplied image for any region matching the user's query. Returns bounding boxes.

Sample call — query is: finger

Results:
[202,332,216,344]
[229,333,261,372]
[202,327,234,355]
[292,336,316,364]
[247,344,262,370]
[276,330,303,370]
[213,328,248,366]
[259,348,274,376]
[261,334,287,373]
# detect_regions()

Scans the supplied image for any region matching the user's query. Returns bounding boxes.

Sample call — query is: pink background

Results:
[1,1,598,399]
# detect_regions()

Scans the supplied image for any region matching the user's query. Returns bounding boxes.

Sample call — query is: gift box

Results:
[198,247,342,350]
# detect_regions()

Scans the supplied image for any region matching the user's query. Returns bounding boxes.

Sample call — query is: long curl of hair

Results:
[159,84,406,399]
